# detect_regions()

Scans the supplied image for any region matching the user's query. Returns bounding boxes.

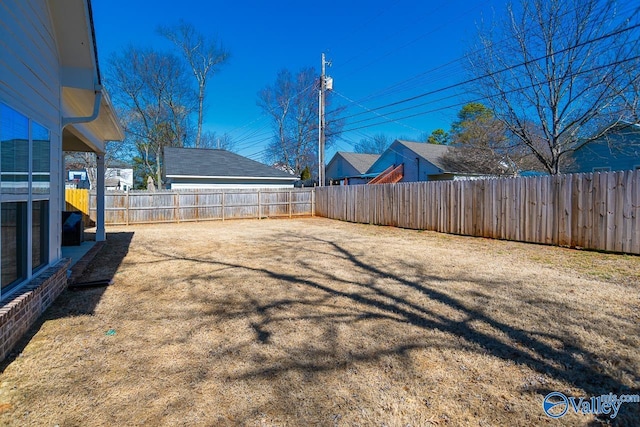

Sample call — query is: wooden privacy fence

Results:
[315,170,640,254]
[65,188,92,226]
[88,188,315,225]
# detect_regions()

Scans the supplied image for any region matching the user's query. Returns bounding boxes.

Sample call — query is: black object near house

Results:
[62,211,84,246]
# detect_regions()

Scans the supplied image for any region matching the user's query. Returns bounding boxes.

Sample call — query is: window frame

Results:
[0,102,51,300]
[1,202,28,288]
[31,200,49,273]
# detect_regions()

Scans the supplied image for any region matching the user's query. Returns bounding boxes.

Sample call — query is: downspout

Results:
[61,85,103,128]
[61,84,106,241]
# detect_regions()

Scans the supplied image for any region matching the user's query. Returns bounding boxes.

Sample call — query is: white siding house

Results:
[0,0,123,360]
[164,147,298,189]
[104,168,133,191]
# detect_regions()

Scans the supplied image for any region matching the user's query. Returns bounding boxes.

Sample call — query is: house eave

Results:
[167,175,298,181]
[52,0,124,152]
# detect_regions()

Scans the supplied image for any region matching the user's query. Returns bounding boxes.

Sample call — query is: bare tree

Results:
[353,133,391,154]
[469,0,640,174]
[257,68,343,176]
[159,21,230,148]
[200,130,236,151]
[107,46,196,188]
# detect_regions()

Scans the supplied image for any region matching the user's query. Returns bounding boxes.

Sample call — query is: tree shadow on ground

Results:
[127,229,640,424]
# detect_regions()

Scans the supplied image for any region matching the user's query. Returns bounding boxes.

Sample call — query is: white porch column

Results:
[96,153,106,241]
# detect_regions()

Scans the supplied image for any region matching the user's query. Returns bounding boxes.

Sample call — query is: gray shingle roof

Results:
[395,140,452,172]
[336,152,380,174]
[164,147,297,179]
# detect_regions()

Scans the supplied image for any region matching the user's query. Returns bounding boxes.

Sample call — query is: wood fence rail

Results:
[86,188,315,225]
[315,170,640,254]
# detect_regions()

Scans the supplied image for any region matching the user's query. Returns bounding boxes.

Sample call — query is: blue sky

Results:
[92,0,506,159]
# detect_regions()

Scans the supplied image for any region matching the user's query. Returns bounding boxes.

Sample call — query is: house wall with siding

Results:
[0,0,61,126]
[0,0,71,361]
[326,155,361,181]
[0,0,63,269]
[168,177,296,190]
[568,129,640,173]
[368,142,442,182]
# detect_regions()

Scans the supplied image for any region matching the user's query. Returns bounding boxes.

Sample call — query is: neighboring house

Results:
[164,147,299,189]
[103,167,133,191]
[366,140,483,183]
[272,162,297,176]
[66,167,133,190]
[566,122,640,173]
[0,0,123,360]
[104,178,121,191]
[326,152,380,185]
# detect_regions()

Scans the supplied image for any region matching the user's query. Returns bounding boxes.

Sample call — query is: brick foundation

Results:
[0,259,71,362]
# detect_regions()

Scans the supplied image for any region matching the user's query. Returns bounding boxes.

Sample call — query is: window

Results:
[1,104,29,195]
[1,202,27,288]
[32,200,49,272]
[0,103,51,297]
[32,122,50,195]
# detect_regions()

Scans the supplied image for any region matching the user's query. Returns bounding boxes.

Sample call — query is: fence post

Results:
[195,193,199,222]
[125,191,130,226]
[174,192,180,223]
[222,191,225,221]
[289,190,292,218]
[312,188,315,217]
[258,190,261,220]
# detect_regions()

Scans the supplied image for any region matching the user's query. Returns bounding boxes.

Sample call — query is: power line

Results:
[329,52,640,136]
[332,90,425,133]
[328,2,640,120]
[339,0,490,80]
[328,20,640,126]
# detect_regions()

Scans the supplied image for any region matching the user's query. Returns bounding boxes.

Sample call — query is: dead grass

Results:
[1,218,639,426]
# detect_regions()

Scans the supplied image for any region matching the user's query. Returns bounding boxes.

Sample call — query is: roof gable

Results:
[367,140,452,173]
[330,152,380,174]
[164,147,298,179]
[395,140,451,171]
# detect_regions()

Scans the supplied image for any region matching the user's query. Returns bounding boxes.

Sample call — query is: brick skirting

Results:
[0,259,71,362]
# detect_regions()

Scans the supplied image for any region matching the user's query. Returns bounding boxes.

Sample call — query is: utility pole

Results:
[318,53,332,187]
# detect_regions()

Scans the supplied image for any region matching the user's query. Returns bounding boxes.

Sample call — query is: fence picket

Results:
[631,170,640,254]
[314,171,640,254]
[88,188,315,225]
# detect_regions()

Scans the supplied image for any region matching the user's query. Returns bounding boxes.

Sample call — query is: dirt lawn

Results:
[1,218,639,426]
